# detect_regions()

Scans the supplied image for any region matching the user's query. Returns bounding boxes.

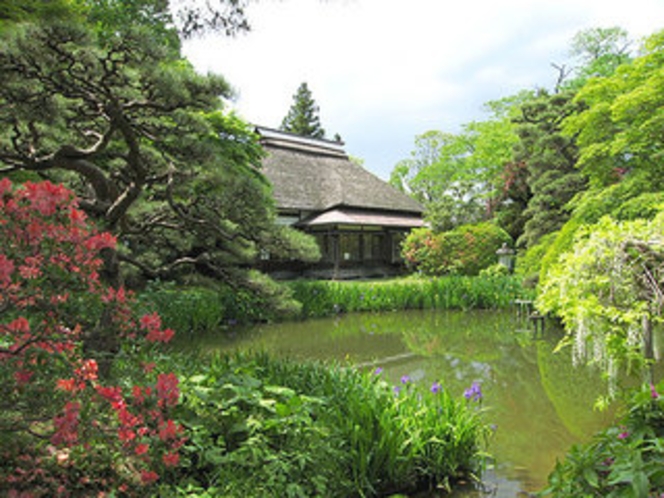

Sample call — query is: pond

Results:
[180,309,619,497]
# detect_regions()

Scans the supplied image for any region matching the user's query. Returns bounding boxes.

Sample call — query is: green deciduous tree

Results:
[532,29,664,284]
[563,29,664,189]
[391,104,518,232]
[565,26,633,89]
[281,82,326,139]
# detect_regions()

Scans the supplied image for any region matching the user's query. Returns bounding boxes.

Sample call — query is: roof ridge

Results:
[255,126,347,157]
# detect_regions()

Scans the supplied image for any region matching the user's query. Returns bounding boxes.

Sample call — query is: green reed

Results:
[138,275,530,335]
[289,275,529,319]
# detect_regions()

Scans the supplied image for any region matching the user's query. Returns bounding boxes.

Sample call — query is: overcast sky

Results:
[183,0,664,180]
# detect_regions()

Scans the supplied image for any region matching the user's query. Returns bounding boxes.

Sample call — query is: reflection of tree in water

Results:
[188,308,620,493]
[537,339,618,439]
[396,312,615,492]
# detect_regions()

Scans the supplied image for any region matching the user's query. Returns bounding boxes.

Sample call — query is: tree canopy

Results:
[565,26,632,88]
[0,0,251,38]
[390,103,519,232]
[0,7,319,301]
[281,82,327,139]
[563,31,664,189]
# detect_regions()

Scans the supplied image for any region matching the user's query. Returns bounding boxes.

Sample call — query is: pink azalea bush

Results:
[0,179,184,496]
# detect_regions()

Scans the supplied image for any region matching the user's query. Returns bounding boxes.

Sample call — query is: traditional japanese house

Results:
[256,126,424,279]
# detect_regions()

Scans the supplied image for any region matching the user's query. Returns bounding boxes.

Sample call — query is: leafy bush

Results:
[543,382,664,497]
[167,352,490,497]
[479,263,510,277]
[137,274,302,336]
[403,223,512,276]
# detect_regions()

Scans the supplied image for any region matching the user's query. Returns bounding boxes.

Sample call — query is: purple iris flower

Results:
[430,382,442,394]
[464,381,482,402]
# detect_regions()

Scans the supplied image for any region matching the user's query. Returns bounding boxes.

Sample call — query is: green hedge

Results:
[136,283,276,335]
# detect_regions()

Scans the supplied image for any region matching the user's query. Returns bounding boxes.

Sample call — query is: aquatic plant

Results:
[289,275,528,319]
[464,382,483,402]
[166,352,490,496]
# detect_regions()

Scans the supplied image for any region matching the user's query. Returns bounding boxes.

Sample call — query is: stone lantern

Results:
[496,243,515,272]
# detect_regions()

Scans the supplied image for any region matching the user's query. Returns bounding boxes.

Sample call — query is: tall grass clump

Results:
[165,352,490,497]
[289,275,528,319]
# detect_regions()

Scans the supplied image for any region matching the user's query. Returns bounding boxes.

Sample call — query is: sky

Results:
[183,0,664,180]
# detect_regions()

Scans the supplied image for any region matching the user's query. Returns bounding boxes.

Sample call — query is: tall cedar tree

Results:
[513,90,587,248]
[281,82,326,139]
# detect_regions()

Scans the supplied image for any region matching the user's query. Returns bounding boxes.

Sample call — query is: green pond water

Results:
[181,309,622,497]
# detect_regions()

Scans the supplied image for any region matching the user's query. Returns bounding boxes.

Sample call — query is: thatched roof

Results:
[256,126,423,217]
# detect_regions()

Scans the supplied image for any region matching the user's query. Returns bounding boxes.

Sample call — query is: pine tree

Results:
[281,82,326,139]
[513,90,587,248]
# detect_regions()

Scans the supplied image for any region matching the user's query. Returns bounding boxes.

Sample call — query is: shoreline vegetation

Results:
[141,276,664,496]
[164,352,491,497]
[134,275,521,496]
[139,275,530,337]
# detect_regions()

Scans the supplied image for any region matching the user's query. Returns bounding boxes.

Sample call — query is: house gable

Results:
[255,126,423,279]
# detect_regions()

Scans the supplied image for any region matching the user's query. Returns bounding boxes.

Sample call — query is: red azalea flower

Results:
[140,470,159,485]
[162,451,180,467]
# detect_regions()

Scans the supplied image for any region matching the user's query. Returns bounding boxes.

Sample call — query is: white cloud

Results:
[183,0,664,179]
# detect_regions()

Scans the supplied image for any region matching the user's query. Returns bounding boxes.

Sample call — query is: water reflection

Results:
[181,309,617,496]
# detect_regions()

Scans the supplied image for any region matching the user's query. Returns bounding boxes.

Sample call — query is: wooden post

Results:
[644,314,655,385]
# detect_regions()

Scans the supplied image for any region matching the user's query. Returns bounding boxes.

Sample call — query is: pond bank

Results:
[140,275,531,337]
[176,308,617,496]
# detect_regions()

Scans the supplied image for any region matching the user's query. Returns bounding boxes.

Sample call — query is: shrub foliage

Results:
[403,223,512,276]
[543,382,664,497]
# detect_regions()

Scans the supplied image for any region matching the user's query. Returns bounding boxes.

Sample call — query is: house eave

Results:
[297,207,425,229]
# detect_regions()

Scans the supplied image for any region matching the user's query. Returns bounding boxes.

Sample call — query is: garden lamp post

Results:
[496,243,515,273]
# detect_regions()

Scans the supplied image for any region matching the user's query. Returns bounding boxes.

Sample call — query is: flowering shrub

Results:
[0,179,184,496]
[402,223,512,276]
